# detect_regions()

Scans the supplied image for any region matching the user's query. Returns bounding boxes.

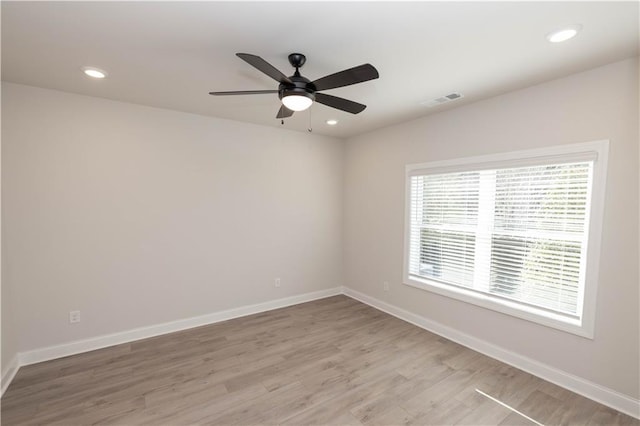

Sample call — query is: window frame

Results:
[403,140,609,338]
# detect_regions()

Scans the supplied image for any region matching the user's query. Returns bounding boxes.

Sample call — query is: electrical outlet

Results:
[69,310,81,324]
[383,281,390,291]
[274,278,281,288]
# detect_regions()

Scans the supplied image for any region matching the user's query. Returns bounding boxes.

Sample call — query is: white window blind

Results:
[404,141,608,337]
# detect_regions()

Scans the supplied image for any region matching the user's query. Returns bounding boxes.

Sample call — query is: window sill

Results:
[403,275,593,339]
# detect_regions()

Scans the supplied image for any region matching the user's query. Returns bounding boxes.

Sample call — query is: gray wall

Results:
[1,83,344,376]
[343,58,639,399]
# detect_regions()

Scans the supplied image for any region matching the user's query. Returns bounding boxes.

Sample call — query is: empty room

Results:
[1,1,639,425]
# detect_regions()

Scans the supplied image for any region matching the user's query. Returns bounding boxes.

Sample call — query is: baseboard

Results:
[5,285,638,420]
[342,287,640,420]
[1,354,20,396]
[3,287,342,396]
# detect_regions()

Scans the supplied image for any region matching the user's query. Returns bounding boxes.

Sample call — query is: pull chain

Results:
[307,105,313,133]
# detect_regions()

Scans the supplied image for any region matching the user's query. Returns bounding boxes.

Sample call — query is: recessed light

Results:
[546,25,582,43]
[82,67,107,79]
[326,119,338,126]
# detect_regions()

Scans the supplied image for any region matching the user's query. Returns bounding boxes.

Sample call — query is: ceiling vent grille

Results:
[421,92,464,108]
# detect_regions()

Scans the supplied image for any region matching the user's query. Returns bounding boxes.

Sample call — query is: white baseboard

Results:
[342,287,640,420]
[1,354,20,396]
[2,287,341,397]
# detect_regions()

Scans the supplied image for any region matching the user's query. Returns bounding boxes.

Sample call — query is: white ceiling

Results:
[2,1,638,138]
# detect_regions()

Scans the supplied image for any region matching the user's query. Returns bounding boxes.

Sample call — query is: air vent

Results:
[421,92,464,108]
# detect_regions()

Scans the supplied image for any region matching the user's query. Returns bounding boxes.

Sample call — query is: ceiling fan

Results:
[209,53,379,119]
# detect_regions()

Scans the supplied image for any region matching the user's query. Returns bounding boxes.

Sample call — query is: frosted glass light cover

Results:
[282,94,313,111]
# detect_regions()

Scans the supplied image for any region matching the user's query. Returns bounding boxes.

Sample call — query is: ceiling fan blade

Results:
[237,53,292,84]
[315,93,366,114]
[209,90,278,96]
[276,105,294,119]
[312,64,379,91]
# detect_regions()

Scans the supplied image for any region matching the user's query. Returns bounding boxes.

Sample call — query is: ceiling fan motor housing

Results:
[278,75,316,103]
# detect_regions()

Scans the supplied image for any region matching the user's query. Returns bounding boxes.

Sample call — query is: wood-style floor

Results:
[2,295,637,425]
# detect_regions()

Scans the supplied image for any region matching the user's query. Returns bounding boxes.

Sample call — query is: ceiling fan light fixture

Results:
[281,93,313,112]
[210,52,379,119]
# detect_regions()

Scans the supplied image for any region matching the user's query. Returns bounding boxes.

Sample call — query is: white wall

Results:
[1,83,344,373]
[344,58,639,399]
[0,79,7,387]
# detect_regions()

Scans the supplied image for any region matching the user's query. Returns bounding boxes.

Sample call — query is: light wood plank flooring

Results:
[2,295,638,425]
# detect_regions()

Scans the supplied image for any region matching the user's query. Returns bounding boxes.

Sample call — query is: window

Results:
[404,141,609,337]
